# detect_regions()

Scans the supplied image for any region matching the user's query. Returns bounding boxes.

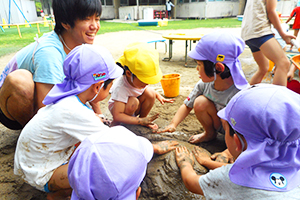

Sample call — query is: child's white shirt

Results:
[108,76,147,107]
[14,95,109,189]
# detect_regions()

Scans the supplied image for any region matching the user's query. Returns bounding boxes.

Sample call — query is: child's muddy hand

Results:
[139,113,159,126]
[153,140,179,154]
[192,146,211,166]
[211,149,234,164]
[154,124,176,133]
[175,146,194,169]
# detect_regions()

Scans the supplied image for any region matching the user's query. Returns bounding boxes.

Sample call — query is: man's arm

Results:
[35,82,54,109]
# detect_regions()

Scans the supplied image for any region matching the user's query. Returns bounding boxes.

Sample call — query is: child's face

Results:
[222,119,240,160]
[127,73,148,89]
[196,60,215,82]
[95,81,113,102]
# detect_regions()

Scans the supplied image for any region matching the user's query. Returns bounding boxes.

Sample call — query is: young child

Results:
[156,31,249,145]
[68,125,178,199]
[108,42,174,129]
[286,6,300,51]
[175,84,300,199]
[14,44,123,199]
[241,0,295,86]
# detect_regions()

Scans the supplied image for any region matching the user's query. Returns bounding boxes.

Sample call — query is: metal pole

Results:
[12,0,32,27]
[136,0,139,20]
[8,0,11,24]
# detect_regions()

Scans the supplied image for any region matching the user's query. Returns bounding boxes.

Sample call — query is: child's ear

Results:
[125,70,132,77]
[93,81,104,93]
[215,62,225,73]
[233,134,243,152]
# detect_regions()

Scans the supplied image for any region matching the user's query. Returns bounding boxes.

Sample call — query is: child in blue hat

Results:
[156,31,249,150]
[175,84,300,199]
[14,44,124,199]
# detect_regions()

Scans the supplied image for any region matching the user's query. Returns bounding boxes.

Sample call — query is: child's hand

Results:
[153,140,179,154]
[153,124,176,133]
[210,149,234,164]
[139,113,159,126]
[175,146,194,169]
[281,33,296,45]
[156,93,175,105]
[192,146,212,166]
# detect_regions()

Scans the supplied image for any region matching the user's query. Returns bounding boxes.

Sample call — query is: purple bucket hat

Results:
[188,31,249,90]
[218,83,300,191]
[43,44,123,105]
[68,126,153,200]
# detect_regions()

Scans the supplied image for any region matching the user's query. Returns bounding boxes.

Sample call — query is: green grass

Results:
[0,18,241,57]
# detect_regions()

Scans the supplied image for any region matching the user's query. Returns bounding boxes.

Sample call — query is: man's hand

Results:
[153,140,179,154]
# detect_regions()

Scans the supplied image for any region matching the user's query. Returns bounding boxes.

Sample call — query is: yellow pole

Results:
[17,24,22,38]
[37,22,40,34]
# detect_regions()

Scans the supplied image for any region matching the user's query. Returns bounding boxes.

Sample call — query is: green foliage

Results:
[0,18,241,57]
[35,0,42,12]
[0,24,53,57]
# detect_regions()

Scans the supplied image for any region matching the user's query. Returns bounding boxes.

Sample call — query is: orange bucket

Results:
[291,54,300,77]
[160,73,181,97]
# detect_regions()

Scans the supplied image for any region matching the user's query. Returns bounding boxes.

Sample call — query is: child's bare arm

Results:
[155,91,175,105]
[152,140,179,154]
[112,101,159,126]
[267,0,295,44]
[155,104,192,133]
[175,146,203,195]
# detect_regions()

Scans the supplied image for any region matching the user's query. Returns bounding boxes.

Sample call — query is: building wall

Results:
[0,0,37,24]
[119,5,165,20]
[101,6,115,19]
[176,1,240,19]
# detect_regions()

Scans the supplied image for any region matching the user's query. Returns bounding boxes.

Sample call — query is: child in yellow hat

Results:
[108,42,174,129]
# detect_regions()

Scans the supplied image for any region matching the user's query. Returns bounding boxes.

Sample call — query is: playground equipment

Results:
[7,0,31,27]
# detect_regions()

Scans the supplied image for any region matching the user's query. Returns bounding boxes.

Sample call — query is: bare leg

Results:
[0,69,35,127]
[188,96,220,144]
[250,51,269,85]
[47,164,72,200]
[137,87,156,118]
[260,38,290,86]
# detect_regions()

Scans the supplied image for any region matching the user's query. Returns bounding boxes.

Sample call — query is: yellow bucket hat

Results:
[117,42,162,84]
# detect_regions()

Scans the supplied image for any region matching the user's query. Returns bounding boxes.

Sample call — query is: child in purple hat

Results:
[14,44,124,199]
[68,125,178,200]
[175,83,300,199]
[157,31,249,162]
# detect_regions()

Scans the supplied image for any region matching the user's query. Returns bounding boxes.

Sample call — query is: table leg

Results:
[163,40,173,61]
[184,40,189,67]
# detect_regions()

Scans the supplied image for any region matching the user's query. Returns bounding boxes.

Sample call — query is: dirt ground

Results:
[0,26,297,199]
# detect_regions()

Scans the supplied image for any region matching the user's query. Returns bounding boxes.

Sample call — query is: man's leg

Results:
[0,69,35,127]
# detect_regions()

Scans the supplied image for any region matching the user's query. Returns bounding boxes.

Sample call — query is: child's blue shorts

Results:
[245,34,274,53]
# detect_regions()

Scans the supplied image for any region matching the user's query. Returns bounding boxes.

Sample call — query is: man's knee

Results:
[5,70,34,98]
